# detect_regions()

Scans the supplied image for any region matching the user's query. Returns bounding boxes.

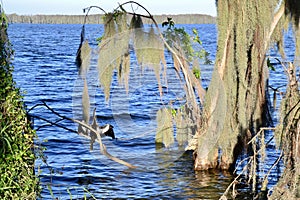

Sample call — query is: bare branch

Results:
[116,1,153,18]
[247,127,276,145]
[30,101,137,169]
[219,157,253,200]
[83,6,107,25]
[95,131,137,169]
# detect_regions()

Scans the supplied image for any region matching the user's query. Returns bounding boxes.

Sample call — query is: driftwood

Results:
[28,101,137,169]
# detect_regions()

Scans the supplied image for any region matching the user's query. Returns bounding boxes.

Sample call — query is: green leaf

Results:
[193,67,201,79]
[192,28,198,35]
[267,58,275,71]
[171,108,177,117]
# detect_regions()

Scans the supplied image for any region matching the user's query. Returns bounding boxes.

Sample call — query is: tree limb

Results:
[29,101,137,169]
[264,4,285,54]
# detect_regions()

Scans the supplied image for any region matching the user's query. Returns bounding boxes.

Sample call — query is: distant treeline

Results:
[7,14,216,24]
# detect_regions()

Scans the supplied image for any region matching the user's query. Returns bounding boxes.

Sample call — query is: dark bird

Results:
[77,123,115,139]
[98,124,115,139]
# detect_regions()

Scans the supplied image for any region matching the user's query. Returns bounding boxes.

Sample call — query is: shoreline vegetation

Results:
[7,13,216,24]
[0,9,39,199]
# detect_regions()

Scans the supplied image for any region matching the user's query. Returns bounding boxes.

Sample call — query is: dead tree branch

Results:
[28,101,137,169]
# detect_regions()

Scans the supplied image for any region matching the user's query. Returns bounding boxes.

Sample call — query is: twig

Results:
[32,114,77,133]
[247,127,276,145]
[224,127,279,197]
[27,103,46,113]
[83,6,107,25]
[220,157,253,200]
[261,151,283,191]
[116,1,153,18]
[268,85,286,91]
[233,156,251,174]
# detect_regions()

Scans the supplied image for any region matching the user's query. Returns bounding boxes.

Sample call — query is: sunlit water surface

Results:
[8,23,295,199]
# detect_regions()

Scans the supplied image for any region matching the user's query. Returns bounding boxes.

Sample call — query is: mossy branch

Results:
[82,1,205,107]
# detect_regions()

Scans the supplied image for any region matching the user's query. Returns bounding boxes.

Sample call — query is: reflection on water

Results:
[157,151,233,199]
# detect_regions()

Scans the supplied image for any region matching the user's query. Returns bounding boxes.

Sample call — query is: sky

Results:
[2,0,216,16]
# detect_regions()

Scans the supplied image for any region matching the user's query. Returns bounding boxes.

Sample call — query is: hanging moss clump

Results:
[82,79,90,124]
[114,12,130,85]
[79,40,91,76]
[174,105,194,146]
[131,14,146,68]
[98,13,118,101]
[143,26,167,95]
[155,108,174,148]
[272,63,300,199]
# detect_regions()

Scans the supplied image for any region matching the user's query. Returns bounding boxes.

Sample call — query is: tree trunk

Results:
[270,62,300,199]
[270,14,300,197]
[194,0,285,170]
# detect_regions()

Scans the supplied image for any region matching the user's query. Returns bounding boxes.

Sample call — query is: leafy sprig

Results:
[162,18,211,64]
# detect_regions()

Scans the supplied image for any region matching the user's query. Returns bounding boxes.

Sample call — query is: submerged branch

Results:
[220,157,253,200]
[28,101,137,169]
[32,115,77,133]
[95,132,137,169]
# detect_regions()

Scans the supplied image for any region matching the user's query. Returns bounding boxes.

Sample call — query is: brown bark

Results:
[270,63,300,199]
[194,0,285,170]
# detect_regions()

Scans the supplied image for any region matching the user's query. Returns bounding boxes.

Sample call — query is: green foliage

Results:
[162,18,211,64]
[267,57,275,71]
[192,66,201,79]
[171,108,177,117]
[0,7,39,199]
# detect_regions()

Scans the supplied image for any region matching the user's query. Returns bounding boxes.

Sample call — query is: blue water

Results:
[8,23,294,199]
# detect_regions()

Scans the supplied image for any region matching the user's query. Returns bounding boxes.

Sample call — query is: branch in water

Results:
[28,101,137,169]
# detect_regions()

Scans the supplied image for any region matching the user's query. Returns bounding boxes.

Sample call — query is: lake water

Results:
[8,23,294,199]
